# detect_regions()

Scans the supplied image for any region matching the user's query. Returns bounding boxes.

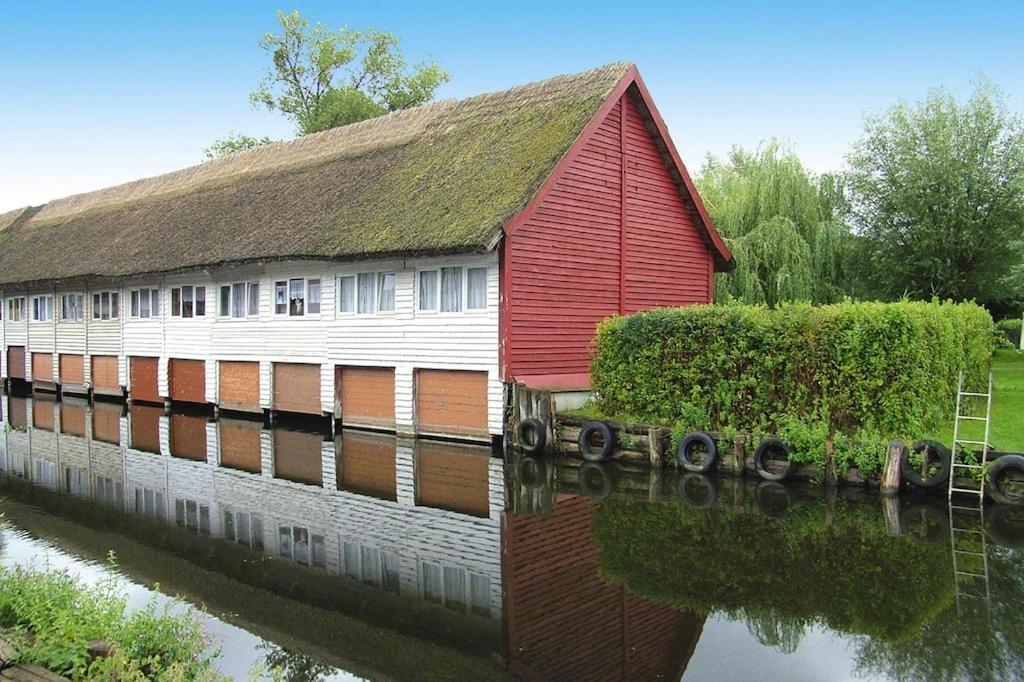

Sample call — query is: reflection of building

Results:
[504,494,705,680]
[0,394,503,619]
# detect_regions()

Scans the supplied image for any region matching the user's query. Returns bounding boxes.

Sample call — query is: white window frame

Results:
[59,293,85,323]
[170,285,206,319]
[91,291,119,321]
[129,288,161,320]
[339,271,397,316]
[416,264,489,315]
[7,297,26,322]
[274,277,321,317]
[31,295,53,323]
[218,282,260,319]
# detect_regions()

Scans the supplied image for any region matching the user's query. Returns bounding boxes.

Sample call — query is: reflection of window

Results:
[223,510,264,549]
[170,286,206,318]
[133,487,165,519]
[95,475,124,509]
[342,541,400,593]
[174,498,210,534]
[64,467,88,496]
[420,562,492,616]
[33,459,58,490]
[278,525,325,568]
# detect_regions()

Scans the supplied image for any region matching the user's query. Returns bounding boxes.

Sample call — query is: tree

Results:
[848,80,1024,313]
[250,10,449,135]
[696,142,858,306]
[202,131,276,160]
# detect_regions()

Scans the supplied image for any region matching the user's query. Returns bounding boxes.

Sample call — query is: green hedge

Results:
[591,301,997,471]
[998,318,1022,347]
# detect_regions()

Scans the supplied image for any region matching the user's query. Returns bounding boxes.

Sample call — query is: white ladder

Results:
[948,371,993,501]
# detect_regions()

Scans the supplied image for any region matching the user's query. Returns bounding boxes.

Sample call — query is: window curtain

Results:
[441,267,462,312]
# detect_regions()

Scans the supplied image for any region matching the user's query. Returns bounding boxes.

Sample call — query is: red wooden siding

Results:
[503,88,712,381]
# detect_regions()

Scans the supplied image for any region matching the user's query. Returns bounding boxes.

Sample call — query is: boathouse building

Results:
[0,62,732,441]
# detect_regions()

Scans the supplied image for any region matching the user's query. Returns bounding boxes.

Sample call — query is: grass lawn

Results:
[927,349,1024,453]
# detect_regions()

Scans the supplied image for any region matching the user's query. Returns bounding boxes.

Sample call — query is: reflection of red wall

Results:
[504,495,704,681]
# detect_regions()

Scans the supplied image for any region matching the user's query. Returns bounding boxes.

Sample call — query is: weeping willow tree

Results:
[697,142,858,306]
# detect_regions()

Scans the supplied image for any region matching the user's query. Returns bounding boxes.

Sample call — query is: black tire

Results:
[678,431,718,473]
[517,456,548,489]
[753,438,796,481]
[578,421,616,462]
[754,481,792,518]
[986,504,1024,549]
[987,454,1024,505]
[516,417,547,455]
[899,501,949,544]
[578,461,615,499]
[901,440,952,489]
[677,473,718,509]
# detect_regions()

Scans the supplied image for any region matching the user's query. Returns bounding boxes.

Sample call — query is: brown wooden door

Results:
[336,429,396,499]
[169,359,206,404]
[170,414,208,461]
[417,369,489,437]
[8,396,27,430]
[59,354,85,385]
[91,355,120,390]
[219,361,260,412]
[129,404,162,453]
[6,347,25,380]
[415,440,490,516]
[273,428,323,486]
[130,357,160,403]
[218,418,262,473]
[336,366,395,427]
[32,398,55,431]
[93,401,122,445]
[273,363,321,416]
[32,353,53,383]
[60,401,87,436]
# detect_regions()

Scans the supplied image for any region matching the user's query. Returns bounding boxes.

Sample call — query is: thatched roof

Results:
[0,63,639,286]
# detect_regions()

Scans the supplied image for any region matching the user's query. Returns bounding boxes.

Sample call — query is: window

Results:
[223,510,264,549]
[339,276,355,313]
[59,294,84,322]
[7,297,26,322]
[357,273,374,314]
[377,273,396,312]
[279,525,325,568]
[275,278,319,316]
[418,266,488,313]
[170,286,205,318]
[129,289,160,319]
[247,283,260,316]
[175,498,210,534]
[31,295,53,322]
[90,292,119,321]
[420,562,491,615]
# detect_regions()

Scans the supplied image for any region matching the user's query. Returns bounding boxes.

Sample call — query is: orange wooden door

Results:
[218,418,262,473]
[8,396,28,429]
[6,347,26,380]
[130,357,160,403]
[59,354,85,385]
[273,363,321,416]
[92,401,122,445]
[169,359,206,404]
[170,414,208,461]
[336,366,395,427]
[219,361,260,411]
[91,355,120,390]
[273,428,323,486]
[32,353,53,383]
[129,404,162,453]
[60,401,87,436]
[32,398,55,430]
[415,440,490,516]
[336,430,396,499]
[417,370,489,437]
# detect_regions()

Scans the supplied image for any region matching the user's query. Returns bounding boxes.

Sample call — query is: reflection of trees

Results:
[744,611,806,654]
[854,545,1024,682]
[259,643,336,681]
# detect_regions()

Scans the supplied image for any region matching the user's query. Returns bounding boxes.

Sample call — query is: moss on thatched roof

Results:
[0,63,634,286]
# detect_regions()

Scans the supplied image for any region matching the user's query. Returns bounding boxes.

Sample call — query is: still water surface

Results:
[0,392,1021,681]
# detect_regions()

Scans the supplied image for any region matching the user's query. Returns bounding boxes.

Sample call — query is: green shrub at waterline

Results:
[998,318,1022,347]
[0,557,223,680]
[591,301,997,472]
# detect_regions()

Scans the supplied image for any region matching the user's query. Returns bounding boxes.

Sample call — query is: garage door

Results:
[130,357,160,404]
[93,401,122,445]
[273,427,323,486]
[273,363,321,416]
[218,418,262,473]
[32,398,55,431]
[417,370,489,438]
[170,414,208,461]
[336,429,396,499]
[60,401,87,437]
[59,354,85,385]
[91,356,120,391]
[219,361,260,412]
[32,353,54,383]
[336,366,395,428]
[129,404,161,453]
[415,440,490,517]
[169,359,206,404]
[6,347,25,380]
[8,396,27,430]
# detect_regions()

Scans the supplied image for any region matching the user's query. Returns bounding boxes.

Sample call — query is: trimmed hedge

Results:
[591,301,997,472]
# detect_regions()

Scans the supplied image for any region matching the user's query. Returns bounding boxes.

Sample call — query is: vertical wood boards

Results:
[335,429,397,500]
[169,359,206,404]
[218,361,260,412]
[335,366,395,428]
[416,369,489,438]
[59,354,84,385]
[31,353,53,383]
[272,428,324,486]
[415,440,490,516]
[32,398,55,430]
[273,363,322,416]
[92,401,122,445]
[169,414,208,461]
[91,355,120,390]
[129,357,160,404]
[218,419,262,473]
[129,404,162,453]
[60,401,87,437]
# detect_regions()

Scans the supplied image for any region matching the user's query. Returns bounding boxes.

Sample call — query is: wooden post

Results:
[824,438,838,486]
[731,435,746,476]
[882,495,902,536]
[881,440,904,494]
[648,427,666,468]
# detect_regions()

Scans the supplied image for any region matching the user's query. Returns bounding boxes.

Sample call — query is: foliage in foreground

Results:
[0,556,222,680]
[591,300,997,473]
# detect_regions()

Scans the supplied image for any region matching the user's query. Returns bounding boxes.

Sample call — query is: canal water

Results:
[0,392,1022,681]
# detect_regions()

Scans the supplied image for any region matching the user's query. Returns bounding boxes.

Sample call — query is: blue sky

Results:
[1,0,1022,212]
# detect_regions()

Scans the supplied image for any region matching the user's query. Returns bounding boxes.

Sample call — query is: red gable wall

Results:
[502,86,714,384]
